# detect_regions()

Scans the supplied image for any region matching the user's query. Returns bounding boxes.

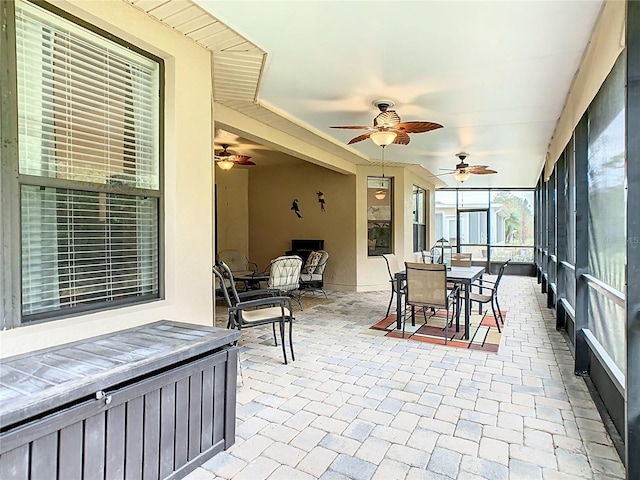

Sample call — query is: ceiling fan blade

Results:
[392,131,411,145]
[234,155,255,165]
[396,121,444,134]
[471,169,497,175]
[374,110,401,127]
[426,172,455,178]
[347,132,374,144]
[467,165,489,171]
[329,125,374,130]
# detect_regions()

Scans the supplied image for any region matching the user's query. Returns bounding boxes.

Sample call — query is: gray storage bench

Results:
[0,320,239,480]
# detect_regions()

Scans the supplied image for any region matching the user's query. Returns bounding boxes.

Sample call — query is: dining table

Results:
[394,265,485,340]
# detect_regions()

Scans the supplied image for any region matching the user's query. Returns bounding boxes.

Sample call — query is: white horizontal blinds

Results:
[21,187,159,316]
[16,1,159,189]
[16,0,161,320]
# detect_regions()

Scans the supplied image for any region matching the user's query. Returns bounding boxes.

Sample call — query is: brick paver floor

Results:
[186,275,625,479]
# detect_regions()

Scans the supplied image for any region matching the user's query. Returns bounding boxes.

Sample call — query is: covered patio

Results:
[187,275,624,479]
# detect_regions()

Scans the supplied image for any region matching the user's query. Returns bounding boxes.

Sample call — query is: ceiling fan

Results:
[214,144,256,169]
[433,152,498,182]
[330,99,443,146]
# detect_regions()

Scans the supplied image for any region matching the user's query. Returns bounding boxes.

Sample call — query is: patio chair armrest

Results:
[447,285,460,300]
[237,288,277,301]
[469,283,496,294]
[248,261,259,273]
[232,295,289,311]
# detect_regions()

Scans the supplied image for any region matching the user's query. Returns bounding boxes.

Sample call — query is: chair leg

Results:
[272,322,278,346]
[490,299,501,333]
[279,320,288,364]
[411,305,416,326]
[386,290,395,318]
[444,308,449,345]
[402,308,406,338]
[495,296,505,324]
[291,292,303,311]
[288,318,295,362]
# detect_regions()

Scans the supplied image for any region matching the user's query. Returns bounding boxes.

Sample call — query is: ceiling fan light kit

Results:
[370,130,397,147]
[453,170,472,183]
[217,159,235,170]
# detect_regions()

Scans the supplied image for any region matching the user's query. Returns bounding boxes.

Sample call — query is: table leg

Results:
[396,274,403,330]
[464,282,471,340]
[478,274,483,314]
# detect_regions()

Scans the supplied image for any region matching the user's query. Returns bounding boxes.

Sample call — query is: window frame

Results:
[367,176,393,256]
[412,185,427,253]
[1,0,165,329]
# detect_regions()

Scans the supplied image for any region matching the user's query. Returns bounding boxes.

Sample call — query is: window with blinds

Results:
[412,185,427,253]
[15,0,162,321]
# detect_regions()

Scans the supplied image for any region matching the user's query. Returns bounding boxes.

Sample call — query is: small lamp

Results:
[432,237,452,267]
[370,130,397,147]
[453,170,471,183]
[374,190,387,200]
[217,159,235,170]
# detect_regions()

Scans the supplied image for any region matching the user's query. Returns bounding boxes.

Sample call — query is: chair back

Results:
[267,256,303,293]
[404,262,448,309]
[382,254,402,279]
[213,262,241,306]
[494,259,510,292]
[313,251,329,275]
[451,253,472,267]
[218,249,251,273]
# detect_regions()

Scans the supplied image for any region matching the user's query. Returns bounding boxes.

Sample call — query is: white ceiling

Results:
[199,0,604,187]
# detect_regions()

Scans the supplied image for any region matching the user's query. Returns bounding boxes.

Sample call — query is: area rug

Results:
[369,307,507,352]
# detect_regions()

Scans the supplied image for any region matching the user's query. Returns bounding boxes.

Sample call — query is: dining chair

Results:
[450,252,472,267]
[404,262,459,343]
[420,250,433,263]
[213,262,295,364]
[462,259,510,332]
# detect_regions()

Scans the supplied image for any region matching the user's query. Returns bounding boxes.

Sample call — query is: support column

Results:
[627,0,640,475]
[574,114,589,376]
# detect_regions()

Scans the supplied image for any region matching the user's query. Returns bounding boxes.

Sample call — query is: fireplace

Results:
[286,239,324,263]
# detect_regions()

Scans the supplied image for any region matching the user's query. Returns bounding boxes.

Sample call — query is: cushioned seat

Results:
[299,250,329,297]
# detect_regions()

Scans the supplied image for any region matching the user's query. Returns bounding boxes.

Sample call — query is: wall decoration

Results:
[291,199,303,218]
[316,191,326,212]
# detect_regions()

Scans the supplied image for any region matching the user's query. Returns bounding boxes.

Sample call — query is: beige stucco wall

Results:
[215,168,249,255]
[0,0,215,358]
[356,165,437,292]
[247,161,357,290]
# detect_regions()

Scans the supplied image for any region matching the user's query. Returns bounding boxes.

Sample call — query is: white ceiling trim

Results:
[126,0,365,166]
[126,0,265,103]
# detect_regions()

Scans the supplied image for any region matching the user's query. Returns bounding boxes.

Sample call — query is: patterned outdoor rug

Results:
[369,307,507,352]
